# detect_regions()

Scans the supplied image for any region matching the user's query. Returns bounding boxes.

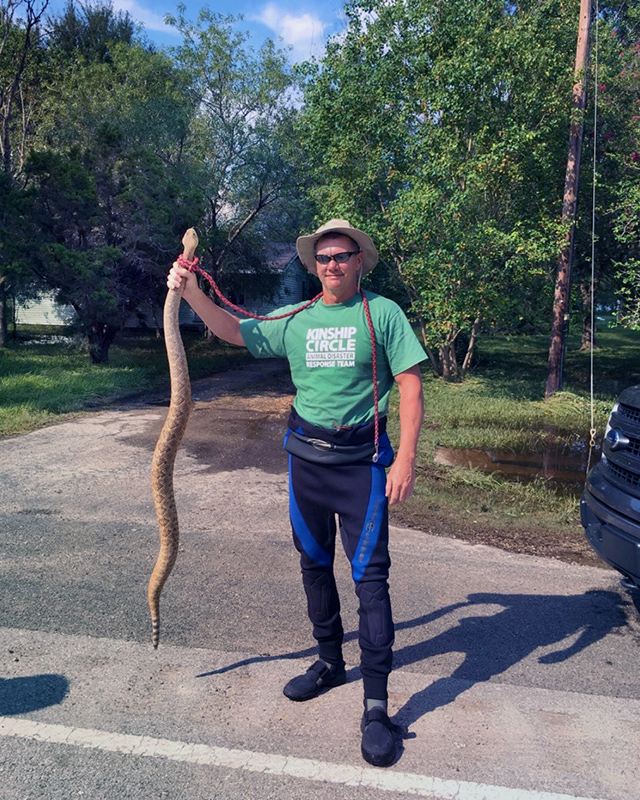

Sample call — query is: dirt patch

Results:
[390,501,604,569]
[131,360,607,571]
[123,360,295,475]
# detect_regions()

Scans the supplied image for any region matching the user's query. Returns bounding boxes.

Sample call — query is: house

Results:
[15,293,72,327]
[179,245,316,329]
[231,245,317,316]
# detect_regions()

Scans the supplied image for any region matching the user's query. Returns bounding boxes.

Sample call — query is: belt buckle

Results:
[308,438,334,451]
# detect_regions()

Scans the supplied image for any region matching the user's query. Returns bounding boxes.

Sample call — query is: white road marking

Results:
[0,716,608,800]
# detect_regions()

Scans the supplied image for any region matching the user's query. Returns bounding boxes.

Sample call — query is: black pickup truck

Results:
[581,385,640,587]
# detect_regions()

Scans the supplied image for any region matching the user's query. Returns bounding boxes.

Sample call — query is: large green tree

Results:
[3,2,307,360]
[165,8,305,293]
[299,0,579,378]
[23,3,200,361]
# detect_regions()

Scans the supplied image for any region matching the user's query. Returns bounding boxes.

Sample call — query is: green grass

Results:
[0,329,251,437]
[410,377,611,451]
[410,327,636,453]
[477,327,640,401]
[385,326,640,530]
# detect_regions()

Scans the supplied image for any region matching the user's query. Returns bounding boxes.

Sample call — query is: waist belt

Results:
[284,430,377,465]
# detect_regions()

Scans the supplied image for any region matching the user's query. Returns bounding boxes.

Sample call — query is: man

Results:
[167,219,426,767]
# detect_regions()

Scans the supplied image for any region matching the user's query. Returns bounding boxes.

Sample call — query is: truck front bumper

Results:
[581,463,640,587]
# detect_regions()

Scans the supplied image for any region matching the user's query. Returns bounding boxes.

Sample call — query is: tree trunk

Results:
[439,344,452,380]
[461,315,482,376]
[580,279,598,350]
[448,339,460,381]
[545,0,592,399]
[0,274,7,347]
[439,333,460,381]
[88,323,117,363]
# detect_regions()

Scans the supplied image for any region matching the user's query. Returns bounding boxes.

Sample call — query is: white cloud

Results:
[112,0,177,35]
[251,3,328,62]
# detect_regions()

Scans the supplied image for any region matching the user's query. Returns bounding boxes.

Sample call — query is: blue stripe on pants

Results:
[351,465,387,582]
[288,455,332,567]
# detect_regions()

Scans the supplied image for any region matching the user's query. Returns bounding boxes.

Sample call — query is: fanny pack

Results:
[284,429,378,465]
[283,408,393,466]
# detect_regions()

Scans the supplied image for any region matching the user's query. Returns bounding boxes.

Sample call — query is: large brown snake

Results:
[149,228,198,648]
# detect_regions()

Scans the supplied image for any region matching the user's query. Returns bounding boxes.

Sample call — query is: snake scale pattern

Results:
[148,229,198,648]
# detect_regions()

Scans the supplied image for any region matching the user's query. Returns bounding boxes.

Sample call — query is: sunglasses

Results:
[315,251,360,265]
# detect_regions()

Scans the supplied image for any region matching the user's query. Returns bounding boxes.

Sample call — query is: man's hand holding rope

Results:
[167,259,245,347]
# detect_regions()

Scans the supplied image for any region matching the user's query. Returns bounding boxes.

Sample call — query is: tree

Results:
[543,0,640,357]
[23,7,201,360]
[545,0,592,398]
[5,2,307,361]
[598,3,640,330]
[0,0,48,178]
[46,0,137,64]
[164,9,305,293]
[0,0,49,345]
[299,0,577,379]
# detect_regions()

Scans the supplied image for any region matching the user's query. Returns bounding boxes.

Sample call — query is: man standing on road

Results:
[167,219,426,767]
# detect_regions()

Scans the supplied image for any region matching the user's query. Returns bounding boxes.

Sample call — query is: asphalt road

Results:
[1,361,639,800]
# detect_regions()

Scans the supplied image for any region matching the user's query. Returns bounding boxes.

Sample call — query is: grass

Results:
[0,328,251,437]
[385,325,640,533]
[404,327,634,454]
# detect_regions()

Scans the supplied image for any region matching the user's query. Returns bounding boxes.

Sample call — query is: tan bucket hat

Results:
[296,219,378,276]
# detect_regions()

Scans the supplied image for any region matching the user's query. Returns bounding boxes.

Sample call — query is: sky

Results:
[44,0,349,63]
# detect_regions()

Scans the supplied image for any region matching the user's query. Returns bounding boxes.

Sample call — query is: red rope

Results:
[360,290,380,462]
[178,256,323,320]
[177,254,379,459]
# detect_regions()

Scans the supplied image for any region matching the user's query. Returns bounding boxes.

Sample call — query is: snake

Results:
[148,228,199,648]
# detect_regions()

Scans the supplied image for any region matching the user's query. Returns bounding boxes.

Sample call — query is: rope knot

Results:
[177,255,200,271]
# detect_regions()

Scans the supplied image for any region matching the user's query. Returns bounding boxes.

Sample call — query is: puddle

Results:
[434,443,601,495]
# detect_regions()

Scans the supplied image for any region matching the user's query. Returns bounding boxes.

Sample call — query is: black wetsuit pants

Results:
[288,454,394,701]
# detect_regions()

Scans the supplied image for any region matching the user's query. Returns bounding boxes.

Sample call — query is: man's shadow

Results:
[200,589,627,709]
[392,589,628,729]
[194,588,628,768]
[0,674,69,715]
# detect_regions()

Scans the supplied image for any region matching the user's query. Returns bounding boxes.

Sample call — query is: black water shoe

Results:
[283,660,346,701]
[360,707,397,767]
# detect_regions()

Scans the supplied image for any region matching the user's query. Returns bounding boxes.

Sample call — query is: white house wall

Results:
[15,293,72,326]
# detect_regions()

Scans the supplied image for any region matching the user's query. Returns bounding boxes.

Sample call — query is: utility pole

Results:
[545,0,592,399]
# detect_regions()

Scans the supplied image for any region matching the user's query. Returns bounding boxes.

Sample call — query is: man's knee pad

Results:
[356,581,394,649]
[302,569,338,622]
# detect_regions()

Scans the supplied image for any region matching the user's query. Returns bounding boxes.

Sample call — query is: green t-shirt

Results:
[239,291,427,429]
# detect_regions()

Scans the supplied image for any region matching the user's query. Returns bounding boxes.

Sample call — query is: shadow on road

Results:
[196,589,628,762]
[198,589,628,723]
[393,589,628,728]
[0,674,69,715]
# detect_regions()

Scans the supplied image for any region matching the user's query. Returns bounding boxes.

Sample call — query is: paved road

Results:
[1,362,639,800]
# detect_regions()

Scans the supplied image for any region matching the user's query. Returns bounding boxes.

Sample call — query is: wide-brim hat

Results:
[296,219,378,276]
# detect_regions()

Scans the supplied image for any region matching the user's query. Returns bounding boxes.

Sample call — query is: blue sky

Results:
[44,0,349,62]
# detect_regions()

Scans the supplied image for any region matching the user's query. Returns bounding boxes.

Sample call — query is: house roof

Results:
[264,244,298,272]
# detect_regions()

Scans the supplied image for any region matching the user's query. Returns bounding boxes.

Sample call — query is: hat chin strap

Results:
[357,267,363,292]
